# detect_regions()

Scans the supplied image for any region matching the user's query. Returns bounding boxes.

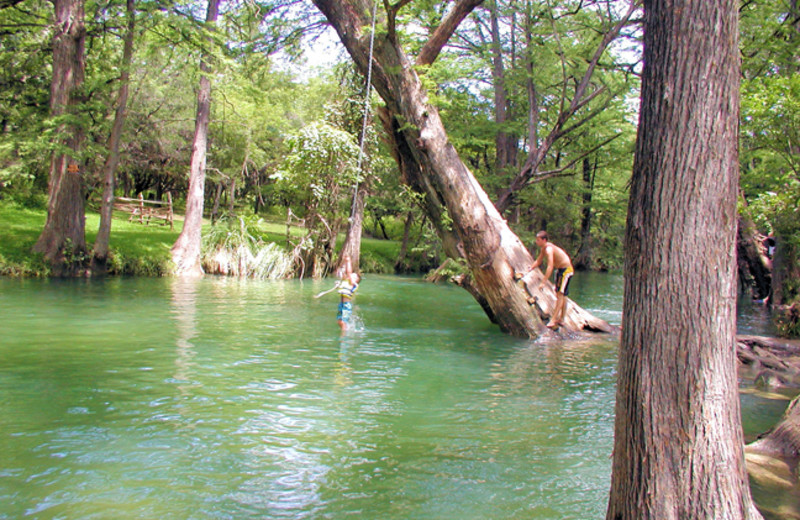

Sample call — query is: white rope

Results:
[350,0,379,218]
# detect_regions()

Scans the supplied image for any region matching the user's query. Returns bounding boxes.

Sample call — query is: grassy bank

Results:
[0,204,401,277]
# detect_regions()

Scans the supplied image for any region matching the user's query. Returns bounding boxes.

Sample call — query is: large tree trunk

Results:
[170,0,220,277]
[314,0,610,338]
[33,0,87,274]
[606,1,762,518]
[91,0,135,274]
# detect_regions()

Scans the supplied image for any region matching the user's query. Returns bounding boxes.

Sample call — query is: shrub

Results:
[202,215,292,279]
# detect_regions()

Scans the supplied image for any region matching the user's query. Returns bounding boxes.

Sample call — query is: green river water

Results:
[0,273,793,519]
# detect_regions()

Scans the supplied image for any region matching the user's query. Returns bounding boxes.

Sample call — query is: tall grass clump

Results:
[202,215,292,279]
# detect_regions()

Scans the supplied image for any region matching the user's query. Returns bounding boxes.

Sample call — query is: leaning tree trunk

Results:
[92,0,135,274]
[606,1,762,518]
[33,0,87,274]
[313,0,609,338]
[170,0,220,277]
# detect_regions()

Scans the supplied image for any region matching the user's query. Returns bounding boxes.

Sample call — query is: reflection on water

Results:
[171,278,199,396]
[0,274,793,519]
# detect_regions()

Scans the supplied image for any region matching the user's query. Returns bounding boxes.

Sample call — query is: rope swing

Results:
[349,0,379,220]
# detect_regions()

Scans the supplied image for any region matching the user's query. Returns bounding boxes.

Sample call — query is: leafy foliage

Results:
[738,0,800,310]
[271,121,363,277]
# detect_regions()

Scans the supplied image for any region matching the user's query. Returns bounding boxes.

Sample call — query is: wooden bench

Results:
[114,193,174,230]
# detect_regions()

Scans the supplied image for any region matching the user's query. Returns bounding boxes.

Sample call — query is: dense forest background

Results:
[0,0,797,311]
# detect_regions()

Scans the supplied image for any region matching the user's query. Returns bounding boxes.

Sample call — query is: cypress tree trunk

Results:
[607,1,762,518]
[394,211,415,273]
[33,0,87,275]
[746,395,800,485]
[92,0,135,274]
[170,0,220,277]
[489,0,517,183]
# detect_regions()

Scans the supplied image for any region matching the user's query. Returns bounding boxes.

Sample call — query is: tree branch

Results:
[0,0,25,9]
[416,0,485,67]
[385,0,413,42]
[496,0,638,213]
[527,134,621,186]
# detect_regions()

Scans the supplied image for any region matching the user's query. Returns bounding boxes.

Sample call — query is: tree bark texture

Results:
[607,1,762,519]
[33,0,87,272]
[313,0,610,338]
[170,0,220,277]
[92,0,135,273]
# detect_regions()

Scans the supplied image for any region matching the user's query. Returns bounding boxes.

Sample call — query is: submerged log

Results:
[736,335,800,389]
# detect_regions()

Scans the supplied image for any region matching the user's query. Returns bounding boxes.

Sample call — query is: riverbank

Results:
[0,203,402,277]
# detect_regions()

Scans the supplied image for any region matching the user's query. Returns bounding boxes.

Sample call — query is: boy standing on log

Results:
[529,231,574,329]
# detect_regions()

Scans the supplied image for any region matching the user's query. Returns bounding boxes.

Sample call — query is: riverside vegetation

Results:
[0,203,403,279]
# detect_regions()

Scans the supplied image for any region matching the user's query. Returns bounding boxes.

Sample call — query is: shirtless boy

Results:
[529,231,574,329]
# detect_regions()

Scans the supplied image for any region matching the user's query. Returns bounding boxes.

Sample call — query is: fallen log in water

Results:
[737,334,800,389]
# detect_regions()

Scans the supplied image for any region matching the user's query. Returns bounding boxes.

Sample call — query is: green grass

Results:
[0,204,50,276]
[88,211,182,276]
[0,203,402,277]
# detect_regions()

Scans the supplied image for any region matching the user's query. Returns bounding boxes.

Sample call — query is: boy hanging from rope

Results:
[315,254,361,332]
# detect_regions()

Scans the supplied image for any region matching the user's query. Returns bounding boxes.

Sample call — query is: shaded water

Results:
[0,273,791,519]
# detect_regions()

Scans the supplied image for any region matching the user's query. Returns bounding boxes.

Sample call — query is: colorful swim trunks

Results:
[337,301,353,323]
[554,266,574,295]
